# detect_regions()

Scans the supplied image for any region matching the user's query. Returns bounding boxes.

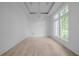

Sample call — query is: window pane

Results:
[54,5,69,42]
[60,8,65,16]
[60,5,68,16]
[65,5,69,13]
[60,14,69,41]
[54,20,59,37]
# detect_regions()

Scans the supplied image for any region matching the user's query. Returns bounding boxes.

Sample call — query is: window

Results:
[54,13,59,37]
[54,5,69,42]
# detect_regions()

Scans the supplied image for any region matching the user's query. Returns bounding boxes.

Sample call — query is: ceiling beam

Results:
[24,2,55,14]
[47,2,55,14]
[24,2,31,13]
[29,12,48,14]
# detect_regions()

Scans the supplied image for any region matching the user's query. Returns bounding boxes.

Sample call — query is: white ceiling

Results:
[24,2,55,14]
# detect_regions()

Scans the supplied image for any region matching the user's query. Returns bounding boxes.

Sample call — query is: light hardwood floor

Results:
[2,37,77,56]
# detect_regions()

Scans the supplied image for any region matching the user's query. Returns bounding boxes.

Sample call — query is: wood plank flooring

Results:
[1,37,77,56]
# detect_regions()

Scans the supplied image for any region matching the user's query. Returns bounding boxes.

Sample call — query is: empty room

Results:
[0,2,79,56]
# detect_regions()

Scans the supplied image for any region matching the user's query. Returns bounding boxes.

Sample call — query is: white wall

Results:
[0,2,29,55]
[68,3,79,55]
[28,14,49,37]
[49,2,79,55]
[0,2,50,55]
